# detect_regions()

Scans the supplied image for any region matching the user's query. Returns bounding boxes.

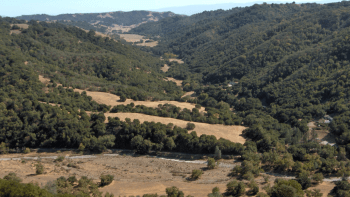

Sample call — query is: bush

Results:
[312,173,323,185]
[54,156,65,162]
[119,94,127,102]
[226,180,246,196]
[208,187,222,197]
[190,169,203,180]
[35,163,44,174]
[24,147,30,154]
[68,176,77,184]
[248,180,259,195]
[296,171,311,190]
[186,123,195,130]
[165,186,184,197]
[214,146,222,160]
[207,157,217,169]
[100,174,114,186]
[3,172,22,182]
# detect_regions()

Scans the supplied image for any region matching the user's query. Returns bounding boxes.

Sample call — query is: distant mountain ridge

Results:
[152,0,338,16]
[16,11,180,33]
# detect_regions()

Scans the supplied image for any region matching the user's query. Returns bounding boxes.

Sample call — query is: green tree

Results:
[3,172,22,183]
[226,180,246,196]
[207,157,217,169]
[36,163,44,175]
[100,174,114,186]
[166,186,184,197]
[190,169,203,180]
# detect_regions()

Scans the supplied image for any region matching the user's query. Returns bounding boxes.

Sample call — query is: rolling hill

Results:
[16,11,180,34]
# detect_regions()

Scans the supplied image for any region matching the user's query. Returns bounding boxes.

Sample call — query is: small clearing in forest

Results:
[161,64,170,72]
[164,77,182,87]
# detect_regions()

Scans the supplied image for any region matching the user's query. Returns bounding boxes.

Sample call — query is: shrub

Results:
[24,147,30,154]
[3,172,22,182]
[208,187,222,197]
[214,146,222,160]
[248,180,259,195]
[0,142,8,154]
[54,156,65,162]
[165,186,184,197]
[312,173,323,185]
[68,176,77,184]
[296,171,311,190]
[226,180,246,196]
[190,169,203,180]
[207,157,217,169]
[186,123,195,130]
[67,163,79,168]
[35,163,44,174]
[119,94,127,102]
[100,174,114,186]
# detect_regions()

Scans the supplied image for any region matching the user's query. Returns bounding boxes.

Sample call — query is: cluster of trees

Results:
[108,116,244,154]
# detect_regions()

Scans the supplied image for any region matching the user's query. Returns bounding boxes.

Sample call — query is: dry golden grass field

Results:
[119,34,158,47]
[0,151,335,197]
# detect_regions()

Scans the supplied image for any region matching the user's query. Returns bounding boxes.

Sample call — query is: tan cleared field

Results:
[100,112,246,144]
[169,58,184,64]
[74,89,206,113]
[161,64,170,72]
[10,24,29,29]
[164,77,183,87]
[119,34,158,47]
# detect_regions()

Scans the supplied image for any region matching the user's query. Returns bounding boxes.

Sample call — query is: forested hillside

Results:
[16,11,178,34]
[132,1,350,147]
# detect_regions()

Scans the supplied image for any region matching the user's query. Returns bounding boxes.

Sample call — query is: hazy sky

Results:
[0,0,342,17]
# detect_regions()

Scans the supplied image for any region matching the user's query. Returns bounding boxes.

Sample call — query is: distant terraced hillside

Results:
[16,11,181,33]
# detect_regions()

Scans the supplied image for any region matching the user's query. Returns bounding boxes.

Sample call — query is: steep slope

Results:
[131,2,350,147]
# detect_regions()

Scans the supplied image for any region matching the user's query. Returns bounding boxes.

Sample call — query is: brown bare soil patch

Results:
[181,91,196,98]
[38,75,51,84]
[103,113,246,144]
[164,77,183,87]
[161,64,170,72]
[308,182,335,197]
[10,30,21,35]
[308,121,336,143]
